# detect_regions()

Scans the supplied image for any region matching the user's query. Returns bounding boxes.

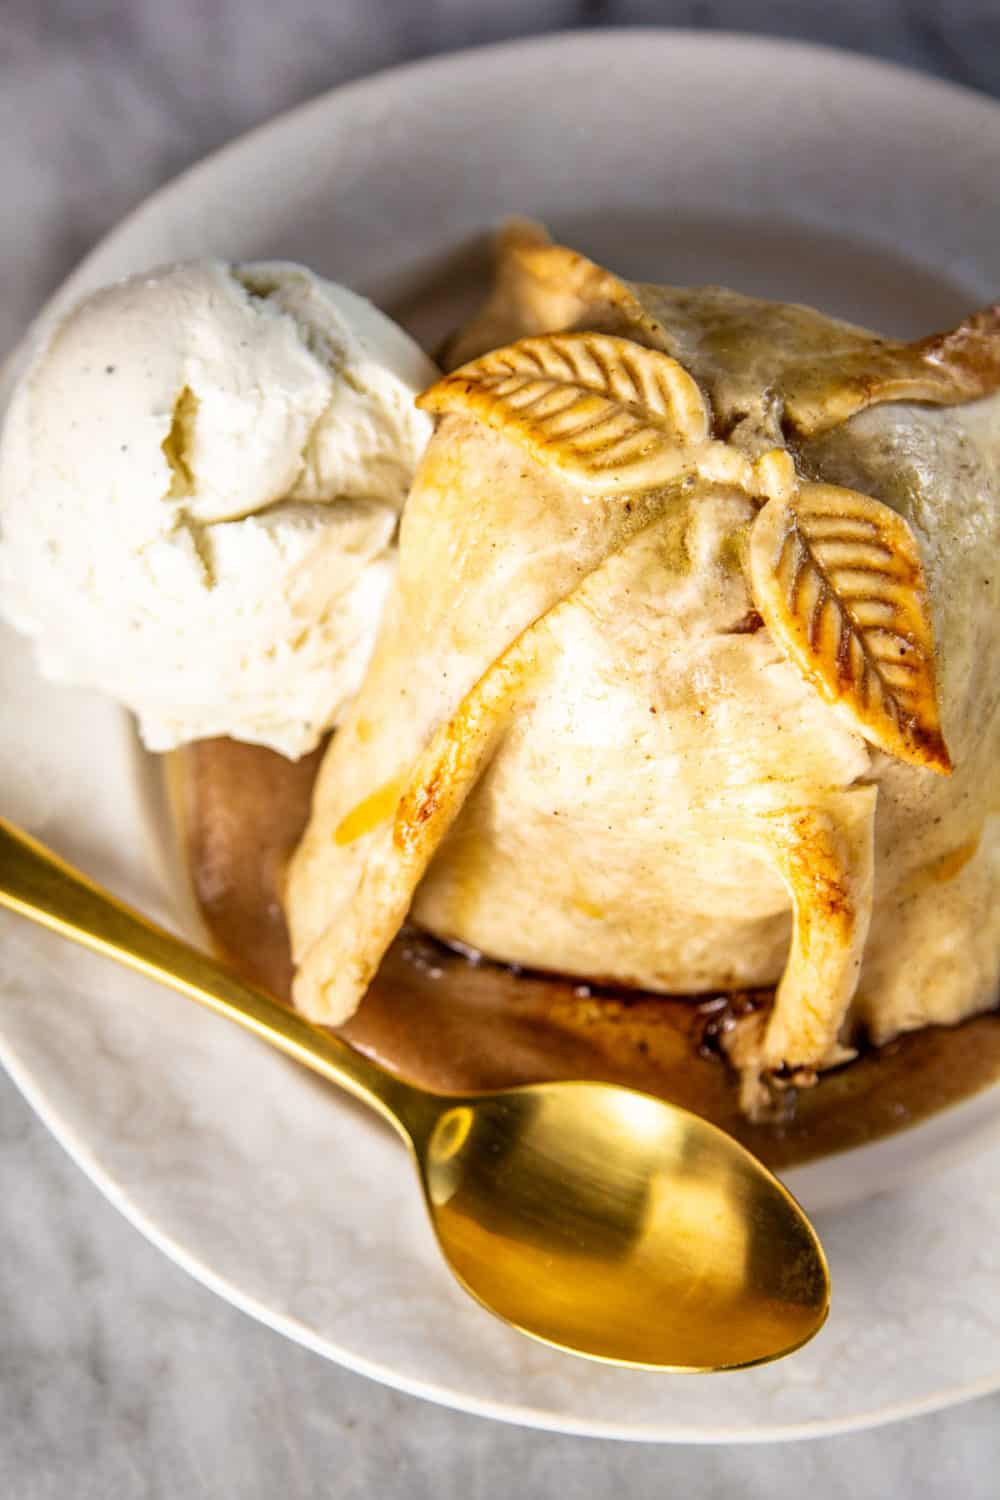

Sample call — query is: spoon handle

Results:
[0,816,412,1135]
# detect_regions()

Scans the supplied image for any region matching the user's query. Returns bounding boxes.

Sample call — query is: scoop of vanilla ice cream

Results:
[0,259,436,757]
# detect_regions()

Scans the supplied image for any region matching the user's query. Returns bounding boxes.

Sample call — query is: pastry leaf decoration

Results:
[418,333,713,492]
[420,323,954,776]
[748,483,951,773]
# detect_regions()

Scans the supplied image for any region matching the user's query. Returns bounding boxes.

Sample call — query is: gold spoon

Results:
[0,816,828,1370]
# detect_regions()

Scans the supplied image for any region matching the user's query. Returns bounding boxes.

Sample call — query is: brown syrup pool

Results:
[169,737,1000,1172]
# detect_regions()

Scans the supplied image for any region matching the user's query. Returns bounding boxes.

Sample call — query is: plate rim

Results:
[28,26,1000,340]
[6,995,1000,1447]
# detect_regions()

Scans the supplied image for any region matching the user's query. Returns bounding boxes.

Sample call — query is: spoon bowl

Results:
[0,816,828,1370]
[418,1083,827,1369]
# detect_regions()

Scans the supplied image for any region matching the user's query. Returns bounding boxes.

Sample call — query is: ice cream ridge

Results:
[286,225,1000,1119]
[0,260,436,757]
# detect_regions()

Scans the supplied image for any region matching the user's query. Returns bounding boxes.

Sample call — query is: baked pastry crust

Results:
[286,226,1000,1117]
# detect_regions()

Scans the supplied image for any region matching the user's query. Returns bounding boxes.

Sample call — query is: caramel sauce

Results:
[335,776,405,846]
[171,736,1000,1171]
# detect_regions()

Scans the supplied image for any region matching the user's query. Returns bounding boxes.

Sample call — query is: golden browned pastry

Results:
[286,224,1000,1117]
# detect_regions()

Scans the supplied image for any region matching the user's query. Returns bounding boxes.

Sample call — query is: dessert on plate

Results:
[2,224,998,1141]
[285,224,1000,1119]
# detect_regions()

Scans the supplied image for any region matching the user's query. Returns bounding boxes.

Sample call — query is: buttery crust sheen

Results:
[286,226,1000,1117]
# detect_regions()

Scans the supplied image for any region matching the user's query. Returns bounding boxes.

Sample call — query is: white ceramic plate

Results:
[2,31,1000,1442]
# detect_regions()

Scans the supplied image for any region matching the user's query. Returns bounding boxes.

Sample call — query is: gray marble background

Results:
[3,3,1000,1495]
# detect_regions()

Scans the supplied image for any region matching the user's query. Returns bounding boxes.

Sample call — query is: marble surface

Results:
[2,3,1000,1494]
